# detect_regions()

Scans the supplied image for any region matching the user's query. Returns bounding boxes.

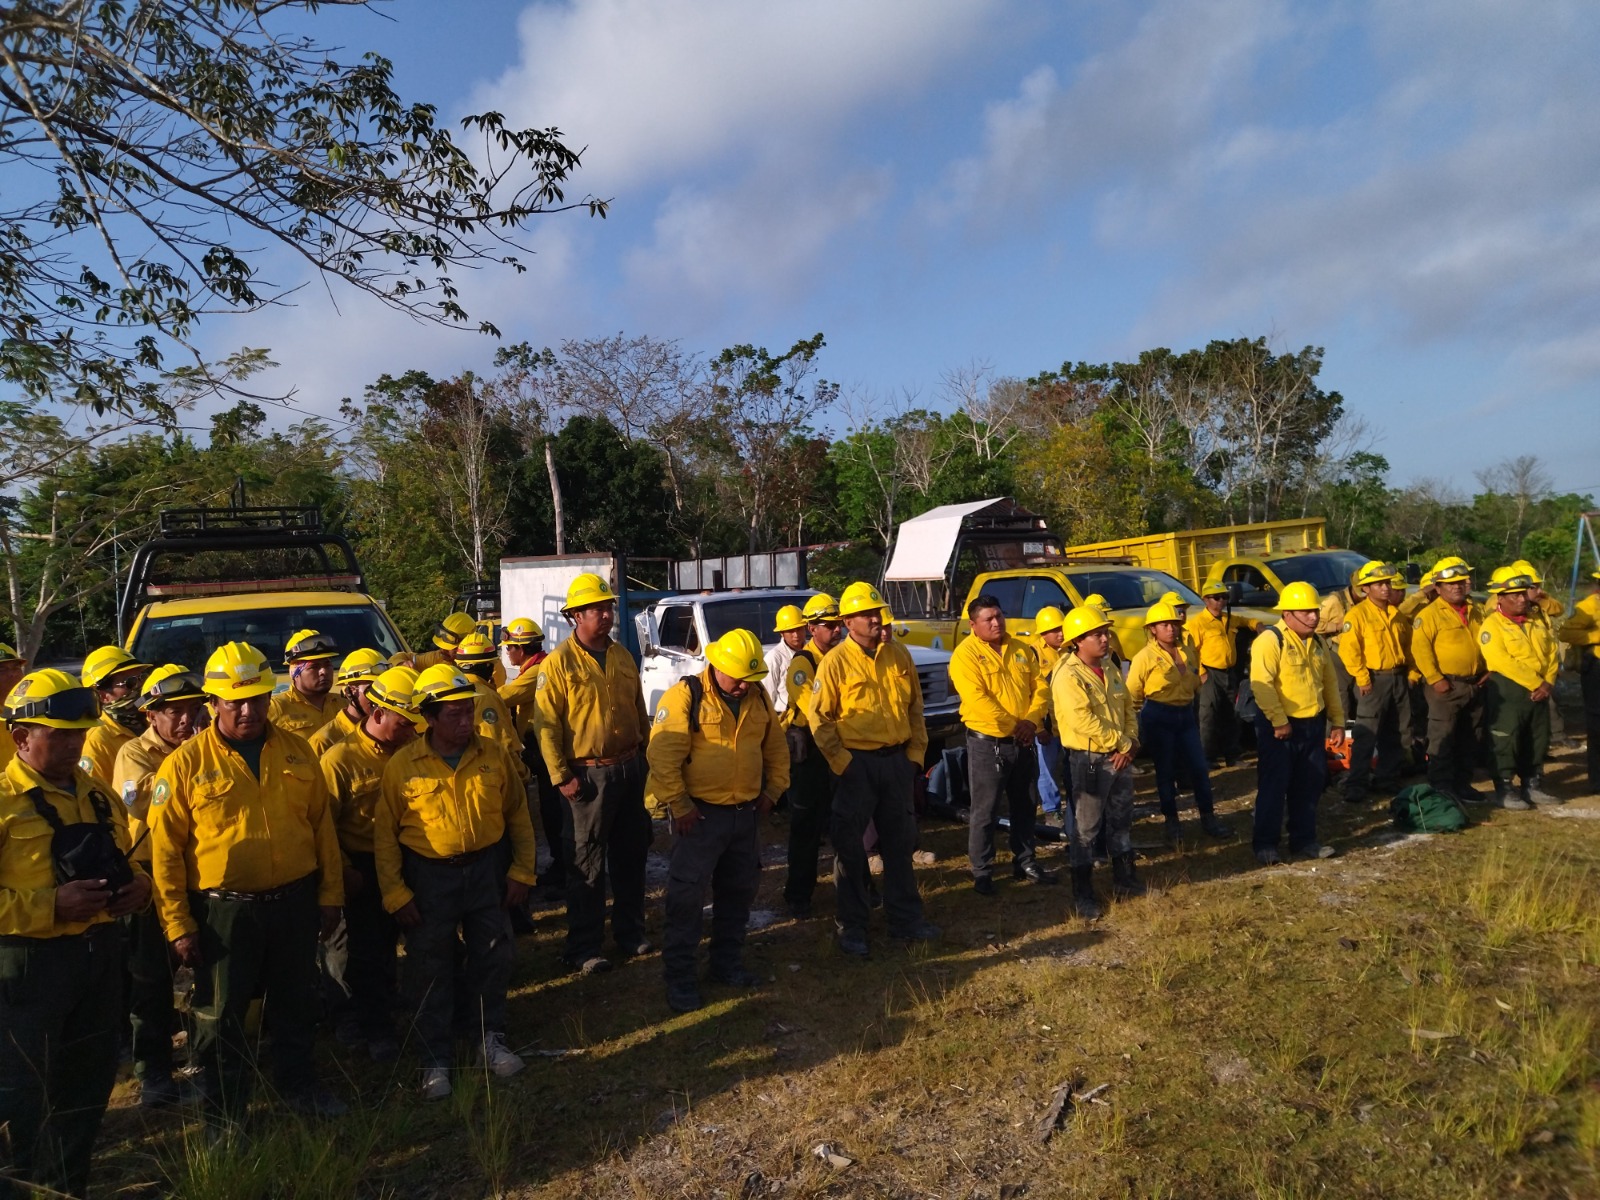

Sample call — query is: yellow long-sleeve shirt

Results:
[267,688,339,737]
[646,668,790,819]
[1127,640,1202,707]
[112,724,180,864]
[308,708,359,758]
[947,633,1047,739]
[0,757,146,938]
[1558,593,1600,663]
[1480,610,1559,693]
[1185,608,1261,672]
[498,656,544,738]
[1411,597,1485,684]
[149,723,344,941]
[79,713,136,789]
[320,724,397,855]
[1052,654,1136,754]
[810,635,927,774]
[1398,588,1436,622]
[0,728,14,775]
[535,637,651,786]
[782,640,828,731]
[1338,599,1411,687]
[372,734,537,913]
[1250,627,1343,726]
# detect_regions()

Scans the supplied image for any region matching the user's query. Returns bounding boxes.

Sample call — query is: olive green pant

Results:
[0,924,123,1199]
[189,877,322,1120]
[1485,673,1550,787]
[125,905,178,1081]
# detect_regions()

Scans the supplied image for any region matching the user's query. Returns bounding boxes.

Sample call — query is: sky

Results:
[203,0,1600,498]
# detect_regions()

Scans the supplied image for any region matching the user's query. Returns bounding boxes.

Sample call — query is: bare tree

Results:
[1475,454,1553,555]
[940,361,1029,463]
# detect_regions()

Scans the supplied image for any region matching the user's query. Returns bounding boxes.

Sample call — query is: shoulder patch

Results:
[654,707,669,724]
[1480,631,1491,645]
[78,757,91,772]
[121,780,138,807]
[535,672,547,690]
[151,778,170,808]
[1413,618,1423,629]
[1342,621,1352,633]
[792,668,808,686]
[811,676,822,694]
[482,707,498,724]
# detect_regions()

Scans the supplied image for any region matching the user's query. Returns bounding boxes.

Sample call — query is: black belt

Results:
[1369,667,1406,676]
[198,873,314,904]
[407,845,493,867]
[966,730,1014,744]
[857,743,909,757]
[1443,673,1478,682]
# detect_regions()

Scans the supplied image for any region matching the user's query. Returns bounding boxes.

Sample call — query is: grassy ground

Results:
[96,744,1599,1199]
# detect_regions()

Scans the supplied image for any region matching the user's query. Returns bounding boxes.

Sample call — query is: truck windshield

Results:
[131,605,406,673]
[1266,551,1369,593]
[1069,570,1201,611]
[702,596,811,646]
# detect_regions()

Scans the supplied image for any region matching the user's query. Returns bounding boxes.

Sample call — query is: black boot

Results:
[1111,853,1146,898]
[1070,866,1102,919]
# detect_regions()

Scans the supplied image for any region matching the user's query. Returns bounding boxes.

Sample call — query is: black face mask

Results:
[26,785,135,892]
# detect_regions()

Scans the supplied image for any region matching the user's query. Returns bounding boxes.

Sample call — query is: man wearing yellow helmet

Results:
[150,641,347,1121]
[113,666,206,1108]
[454,633,528,765]
[1188,581,1264,766]
[810,582,939,955]
[78,645,151,788]
[1558,568,1600,796]
[269,629,342,736]
[373,663,537,1098]
[1317,568,1365,720]
[948,593,1053,895]
[308,648,386,757]
[763,605,808,711]
[781,597,844,919]
[0,668,150,1197]
[648,629,788,1012]
[415,611,477,670]
[1516,562,1570,750]
[1338,563,1413,804]
[497,617,566,895]
[537,572,653,974]
[1411,559,1488,804]
[1481,568,1560,807]
[320,666,423,1064]
[1249,583,1345,863]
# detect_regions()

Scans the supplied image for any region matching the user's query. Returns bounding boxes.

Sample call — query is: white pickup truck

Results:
[636,588,961,750]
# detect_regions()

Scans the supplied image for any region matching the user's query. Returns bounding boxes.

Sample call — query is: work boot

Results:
[836,929,870,958]
[1525,776,1560,805]
[709,964,762,988]
[1495,783,1532,811]
[420,1068,452,1102]
[1110,853,1146,898]
[1070,866,1102,919]
[1163,816,1182,843]
[787,900,813,920]
[1254,846,1282,866]
[617,939,653,960]
[1455,782,1488,804]
[892,920,942,943]
[480,1031,525,1078]
[1289,842,1336,861]
[572,955,612,975]
[666,982,705,1013]
[1012,863,1058,885]
[973,875,996,896]
[1200,813,1235,839]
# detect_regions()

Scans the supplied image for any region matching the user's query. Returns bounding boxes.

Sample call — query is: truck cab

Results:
[1204,549,1370,606]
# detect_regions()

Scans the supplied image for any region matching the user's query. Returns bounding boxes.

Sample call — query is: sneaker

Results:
[282,1086,348,1118]
[1494,784,1531,810]
[1254,846,1282,866]
[421,1068,452,1101]
[1012,863,1059,885]
[1289,843,1336,861]
[572,955,612,975]
[616,939,653,960]
[1525,779,1560,806]
[480,1032,525,1078]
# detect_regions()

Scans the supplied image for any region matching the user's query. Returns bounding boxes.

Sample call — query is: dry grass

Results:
[95,748,1600,1199]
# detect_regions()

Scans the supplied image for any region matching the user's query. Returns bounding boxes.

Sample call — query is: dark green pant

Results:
[1345,669,1411,800]
[124,905,177,1080]
[783,734,834,908]
[1485,673,1550,787]
[189,876,322,1119]
[1424,678,1485,796]
[830,749,924,938]
[0,924,123,1198]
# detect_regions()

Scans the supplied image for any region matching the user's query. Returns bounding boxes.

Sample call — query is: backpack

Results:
[27,785,135,891]
[681,673,770,741]
[1233,627,1280,723]
[1390,784,1470,833]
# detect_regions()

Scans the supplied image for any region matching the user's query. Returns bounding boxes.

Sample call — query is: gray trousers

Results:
[1067,750,1134,868]
[400,850,513,1069]
[830,750,924,937]
[1345,669,1411,799]
[563,755,651,964]
[664,801,761,985]
[1424,678,1485,795]
[965,733,1038,879]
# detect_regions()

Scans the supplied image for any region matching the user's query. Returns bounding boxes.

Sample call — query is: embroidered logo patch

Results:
[1480,632,1492,645]
[482,707,498,724]
[151,778,170,808]
[793,669,808,686]
[654,707,669,724]
[78,757,91,772]
[121,780,137,808]
[1342,621,1353,633]
[535,673,548,691]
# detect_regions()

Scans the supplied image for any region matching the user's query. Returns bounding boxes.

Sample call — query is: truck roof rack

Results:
[118,500,366,635]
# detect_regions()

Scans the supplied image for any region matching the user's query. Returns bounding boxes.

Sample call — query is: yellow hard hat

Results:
[1144,602,1183,627]
[1355,561,1401,588]
[1060,605,1112,645]
[773,604,808,634]
[284,629,340,662]
[502,617,543,645]
[1033,605,1066,636]
[1418,570,1437,589]
[335,648,387,687]
[368,666,426,730]
[1200,579,1230,599]
[838,581,888,618]
[1432,555,1471,581]
[136,664,206,710]
[802,593,840,621]
[454,632,498,664]
[561,573,616,613]
[1275,581,1322,611]
[81,645,149,689]
[705,629,768,682]
[0,644,23,665]
[4,668,101,729]
[413,663,478,706]
[1158,590,1188,609]
[430,612,477,650]
[1510,559,1543,585]
[1487,565,1533,595]
[203,642,276,700]
[1080,593,1115,618]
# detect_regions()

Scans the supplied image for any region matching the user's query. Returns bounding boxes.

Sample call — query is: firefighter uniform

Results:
[780,637,834,915]
[948,631,1047,886]
[1558,581,1600,794]
[1338,589,1413,801]
[810,585,932,949]
[501,652,568,892]
[1129,610,1229,838]
[79,711,139,790]
[149,718,344,1118]
[308,708,359,758]
[1412,595,1487,800]
[0,749,141,1197]
[267,688,339,737]
[649,649,788,1010]
[1250,615,1344,858]
[1186,602,1260,763]
[373,732,536,1069]
[1481,608,1560,802]
[1317,579,1363,720]
[535,629,652,969]
[1054,650,1138,876]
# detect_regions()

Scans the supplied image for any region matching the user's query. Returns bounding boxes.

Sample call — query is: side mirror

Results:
[643,644,661,658]
[1225,581,1247,605]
